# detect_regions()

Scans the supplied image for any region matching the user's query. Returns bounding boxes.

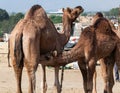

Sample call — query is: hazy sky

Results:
[0,0,120,13]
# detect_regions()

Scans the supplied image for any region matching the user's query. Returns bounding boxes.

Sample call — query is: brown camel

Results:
[9,4,83,93]
[62,18,119,93]
[42,6,84,93]
[91,12,120,93]
[0,38,4,42]
[41,17,120,93]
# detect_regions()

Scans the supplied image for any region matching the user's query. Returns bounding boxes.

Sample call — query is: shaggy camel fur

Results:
[9,4,83,93]
[41,17,120,93]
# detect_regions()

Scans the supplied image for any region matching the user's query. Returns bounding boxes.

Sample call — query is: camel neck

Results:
[58,17,72,46]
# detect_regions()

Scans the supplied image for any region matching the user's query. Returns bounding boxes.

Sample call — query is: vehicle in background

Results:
[64,36,79,51]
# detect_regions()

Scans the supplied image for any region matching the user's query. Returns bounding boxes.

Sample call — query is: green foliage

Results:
[103,7,119,17]
[109,8,119,16]
[0,9,9,21]
[81,12,87,16]
[0,11,24,37]
[49,15,62,23]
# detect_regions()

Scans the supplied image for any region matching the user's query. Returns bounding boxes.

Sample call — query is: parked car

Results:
[64,36,79,51]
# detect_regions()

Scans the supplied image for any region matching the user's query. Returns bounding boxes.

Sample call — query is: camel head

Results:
[62,6,84,23]
[71,6,84,21]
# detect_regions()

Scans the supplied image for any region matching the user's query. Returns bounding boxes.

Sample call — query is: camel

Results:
[41,17,120,93]
[9,4,83,93]
[0,37,4,42]
[91,12,120,93]
[41,6,84,93]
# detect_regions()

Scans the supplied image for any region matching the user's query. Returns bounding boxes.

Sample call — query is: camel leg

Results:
[8,52,11,67]
[12,61,23,93]
[60,66,64,92]
[87,58,96,93]
[25,62,38,93]
[78,59,87,93]
[100,57,115,93]
[99,59,108,93]
[41,65,47,93]
[92,69,97,93]
[54,66,61,93]
[107,62,114,93]
[106,57,115,93]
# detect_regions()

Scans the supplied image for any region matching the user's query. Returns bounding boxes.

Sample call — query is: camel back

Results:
[93,18,114,34]
[24,4,48,29]
[25,5,47,19]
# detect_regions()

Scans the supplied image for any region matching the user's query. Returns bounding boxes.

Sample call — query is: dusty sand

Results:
[0,42,120,93]
[0,61,120,93]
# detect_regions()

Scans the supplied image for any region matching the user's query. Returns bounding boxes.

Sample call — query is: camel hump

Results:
[14,33,24,67]
[24,4,47,20]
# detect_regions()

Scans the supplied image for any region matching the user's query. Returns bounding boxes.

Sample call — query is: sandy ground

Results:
[0,42,120,93]
[0,60,120,93]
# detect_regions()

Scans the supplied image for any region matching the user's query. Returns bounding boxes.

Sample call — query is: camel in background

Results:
[9,4,83,93]
[0,38,4,42]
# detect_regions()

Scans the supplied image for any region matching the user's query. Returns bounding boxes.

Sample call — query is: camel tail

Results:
[14,33,24,67]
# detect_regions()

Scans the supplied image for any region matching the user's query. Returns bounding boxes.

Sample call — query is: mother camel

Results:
[9,4,83,93]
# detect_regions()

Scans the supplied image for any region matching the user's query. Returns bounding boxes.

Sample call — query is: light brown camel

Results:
[9,4,83,93]
[41,17,120,93]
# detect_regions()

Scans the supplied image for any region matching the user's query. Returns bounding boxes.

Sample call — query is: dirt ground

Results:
[0,60,120,93]
[0,42,120,93]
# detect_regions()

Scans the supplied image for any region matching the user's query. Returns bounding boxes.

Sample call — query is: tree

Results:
[109,8,119,16]
[0,9,9,21]
[49,15,62,23]
[0,11,24,37]
[81,12,87,16]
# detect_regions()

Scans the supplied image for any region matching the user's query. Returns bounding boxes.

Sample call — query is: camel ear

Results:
[74,6,84,15]
[62,8,64,12]
[66,7,72,13]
